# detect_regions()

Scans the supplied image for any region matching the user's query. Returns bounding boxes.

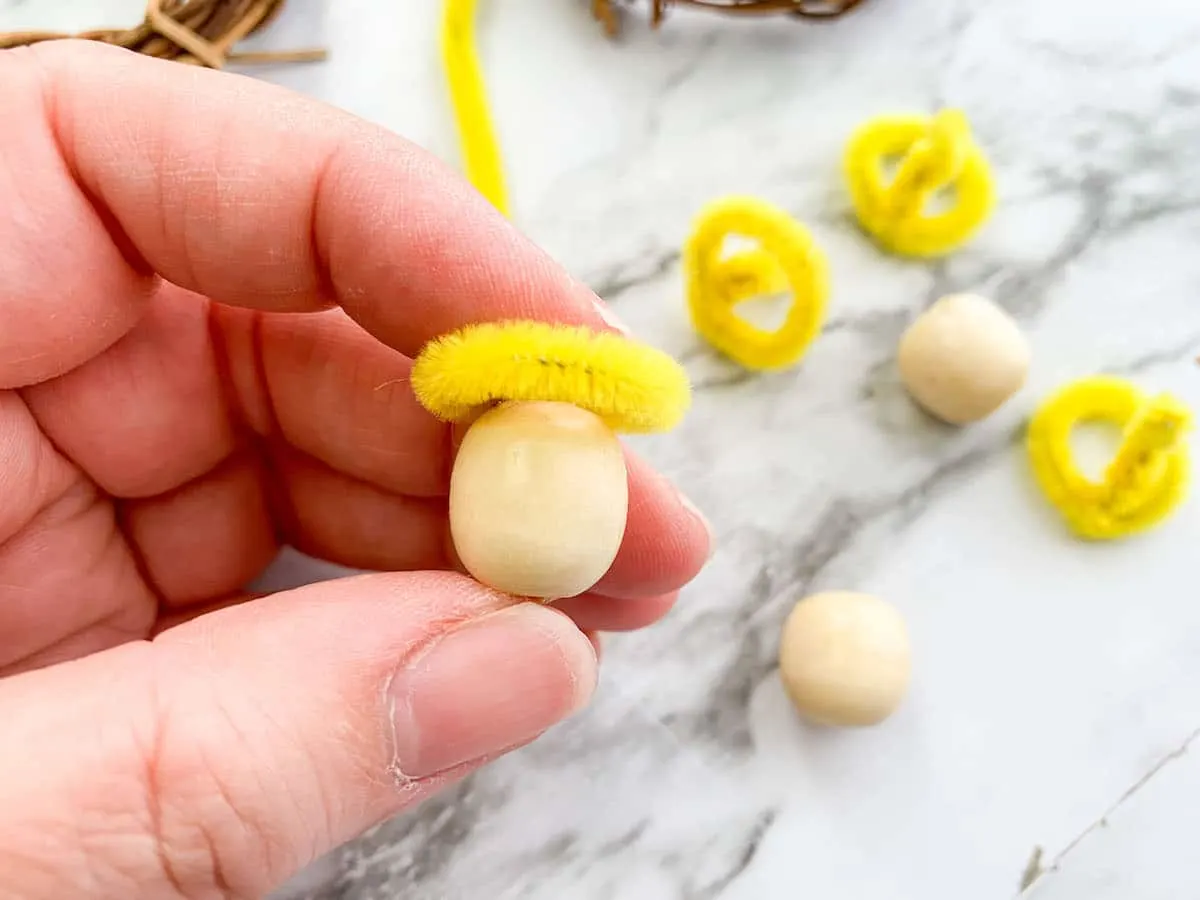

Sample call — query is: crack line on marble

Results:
[1016,722,1200,896]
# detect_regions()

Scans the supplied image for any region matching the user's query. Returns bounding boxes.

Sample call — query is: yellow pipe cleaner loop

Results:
[684,196,830,372]
[411,321,692,433]
[1026,375,1192,541]
[441,0,509,215]
[844,108,995,258]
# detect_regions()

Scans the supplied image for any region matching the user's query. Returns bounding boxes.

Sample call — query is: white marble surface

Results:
[5,0,1200,898]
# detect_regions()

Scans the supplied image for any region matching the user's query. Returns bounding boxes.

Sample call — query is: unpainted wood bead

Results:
[778,591,911,727]
[897,293,1030,425]
[449,400,628,600]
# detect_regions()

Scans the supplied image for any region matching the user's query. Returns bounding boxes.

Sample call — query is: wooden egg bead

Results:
[778,591,911,727]
[897,293,1030,425]
[449,400,629,600]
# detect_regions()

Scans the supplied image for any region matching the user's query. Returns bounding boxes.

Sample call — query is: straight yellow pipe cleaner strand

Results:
[441,0,509,215]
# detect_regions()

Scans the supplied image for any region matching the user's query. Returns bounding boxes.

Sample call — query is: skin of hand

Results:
[0,41,711,900]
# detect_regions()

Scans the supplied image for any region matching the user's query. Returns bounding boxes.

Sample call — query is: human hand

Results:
[0,41,710,899]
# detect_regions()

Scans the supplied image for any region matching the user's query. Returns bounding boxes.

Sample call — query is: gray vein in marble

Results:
[667,435,1013,756]
[592,247,682,302]
[291,283,1200,899]
[687,810,777,900]
[1114,333,1200,376]
[314,778,511,900]
[589,75,1200,352]
[921,0,985,109]
[990,178,1110,319]
[1017,28,1200,73]
[594,168,1111,333]
[644,31,721,141]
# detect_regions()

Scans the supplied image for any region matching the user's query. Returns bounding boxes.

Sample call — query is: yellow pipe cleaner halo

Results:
[844,108,995,258]
[684,195,831,372]
[1026,375,1192,541]
[411,321,692,433]
[441,0,509,215]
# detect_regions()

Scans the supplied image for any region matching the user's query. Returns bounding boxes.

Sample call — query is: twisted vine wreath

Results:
[592,0,870,36]
[0,0,325,68]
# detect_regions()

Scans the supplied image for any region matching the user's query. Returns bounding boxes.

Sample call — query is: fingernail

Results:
[388,604,597,779]
[679,491,716,560]
[593,298,631,335]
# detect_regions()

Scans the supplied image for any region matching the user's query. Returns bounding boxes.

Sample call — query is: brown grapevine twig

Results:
[593,0,870,36]
[0,0,326,68]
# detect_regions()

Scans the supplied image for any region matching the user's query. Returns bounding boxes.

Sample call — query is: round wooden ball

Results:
[449,400,628,600]
[778,591,911,727]
[897,293,1030,425]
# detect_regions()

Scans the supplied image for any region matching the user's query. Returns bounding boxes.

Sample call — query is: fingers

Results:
[23,282,451,506]
[0,389,155,672]
[0,573,596,899]
[1,39,610,392]
[596,450,713,599]
[21,283,237,499]
[243,305,451,498]
[0,47,156,386]
[268,444,712,603]
[116,447,448,609]
[119,452,278,607]
[270,448,449,575]
[2,41,713,620]
[554,591,680,632]
[97,440,707,621]
[0,473,156,674]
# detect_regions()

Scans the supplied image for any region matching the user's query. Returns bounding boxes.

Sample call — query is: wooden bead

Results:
[897,293,1030,425]
[449,401,628,600]
[778,591,911,727]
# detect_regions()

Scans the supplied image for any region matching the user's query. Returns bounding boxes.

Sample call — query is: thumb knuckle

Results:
[133,652,311,898]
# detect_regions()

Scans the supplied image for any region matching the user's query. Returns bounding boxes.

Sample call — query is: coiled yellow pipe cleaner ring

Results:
[684,196,831,372]
[411,321,692,433]
[844,109,995,258]
[441,0,509,216]
[1026,375,1192,541]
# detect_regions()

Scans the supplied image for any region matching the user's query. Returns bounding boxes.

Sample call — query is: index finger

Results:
[3,39,610,382]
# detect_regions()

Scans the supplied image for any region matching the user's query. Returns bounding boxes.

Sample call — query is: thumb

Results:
[0,572,596,900]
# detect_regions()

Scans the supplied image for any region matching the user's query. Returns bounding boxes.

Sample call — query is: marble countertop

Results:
[5,1,1200,898]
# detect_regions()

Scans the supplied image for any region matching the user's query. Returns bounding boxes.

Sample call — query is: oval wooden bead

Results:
[449,401,629,599]
[898,293,1030,425]
[779,591,911,727]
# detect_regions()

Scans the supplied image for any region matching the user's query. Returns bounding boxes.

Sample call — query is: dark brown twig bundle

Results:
[593,0,869,36]
[0,0,325,68]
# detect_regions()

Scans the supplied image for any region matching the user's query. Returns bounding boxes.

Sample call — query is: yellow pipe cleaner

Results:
[683,196,831,372]
[1026,375,1192,540]
[411,321,692,433]
[844,109,995,258]
[441,0,509,215]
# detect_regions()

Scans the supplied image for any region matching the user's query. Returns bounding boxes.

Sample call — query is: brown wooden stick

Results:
[0,0,326,68]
